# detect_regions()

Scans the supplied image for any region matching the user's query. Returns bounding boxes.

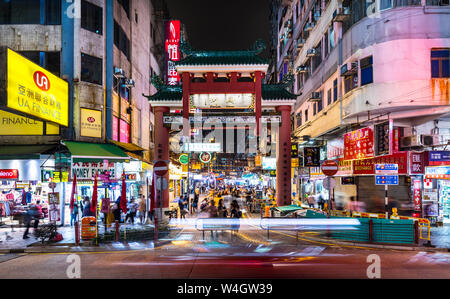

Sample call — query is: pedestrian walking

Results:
[307,194,316,208]
[125,198,138,224]
[112,203,121,222]
[70,203,79,227]
[230,200,242,218]
[207,199,218,218]
[22,203,41,239]
[178,196,187,219]
[138,195,146,224]
[218,198,228,218]
[83,197,93,217]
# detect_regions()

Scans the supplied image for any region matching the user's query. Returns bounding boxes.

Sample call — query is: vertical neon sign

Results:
[165,20,181,85]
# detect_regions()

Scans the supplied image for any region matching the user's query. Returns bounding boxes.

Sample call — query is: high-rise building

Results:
[0,0,169,224]
[269,0,450,218]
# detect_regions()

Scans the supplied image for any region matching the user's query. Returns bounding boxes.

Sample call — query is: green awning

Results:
[62,141,130,163]
[0,145,57,160]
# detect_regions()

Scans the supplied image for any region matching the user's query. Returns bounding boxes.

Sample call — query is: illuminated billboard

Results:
[1,48,69,126]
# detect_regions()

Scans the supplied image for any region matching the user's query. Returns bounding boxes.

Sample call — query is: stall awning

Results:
[62,141,130,163]
[0,145,57,160]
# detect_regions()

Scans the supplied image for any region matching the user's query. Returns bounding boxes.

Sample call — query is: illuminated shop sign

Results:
[165,20,181,85]
[0,169,18,179]
[3,48,69,126]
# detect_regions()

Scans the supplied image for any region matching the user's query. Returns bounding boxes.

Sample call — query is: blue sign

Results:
[375,175,398,185]
[429,151,450,161]
[375,163,398,174]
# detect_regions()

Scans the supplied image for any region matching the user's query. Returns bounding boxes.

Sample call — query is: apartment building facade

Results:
[271,0,450,219]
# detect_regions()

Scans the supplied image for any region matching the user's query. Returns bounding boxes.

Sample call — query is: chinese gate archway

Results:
[144,40,297,214]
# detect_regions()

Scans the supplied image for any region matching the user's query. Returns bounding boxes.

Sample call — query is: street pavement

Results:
[0,195,448,253]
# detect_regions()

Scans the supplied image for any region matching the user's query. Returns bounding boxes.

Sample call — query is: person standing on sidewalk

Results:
[138,195,146,224]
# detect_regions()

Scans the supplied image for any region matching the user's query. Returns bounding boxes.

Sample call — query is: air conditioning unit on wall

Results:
[421,134,440,146]
[400,135,440,148]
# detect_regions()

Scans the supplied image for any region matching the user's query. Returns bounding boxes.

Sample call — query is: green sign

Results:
[179,154,189,165]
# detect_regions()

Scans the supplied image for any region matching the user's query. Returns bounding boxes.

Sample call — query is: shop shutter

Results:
[356,176,411,214]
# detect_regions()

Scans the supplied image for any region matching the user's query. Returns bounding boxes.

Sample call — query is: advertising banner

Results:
[4,48,69,126]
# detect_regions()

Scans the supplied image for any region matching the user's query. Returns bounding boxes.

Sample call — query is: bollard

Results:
[115,220,119,242]
[154,217,158,242]
[74,221,80,245]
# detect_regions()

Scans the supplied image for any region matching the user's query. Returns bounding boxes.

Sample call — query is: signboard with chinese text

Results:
[353,152,408,175]
[425,166,450,180]
[327,137,344,160]
[375,122,389,156]
[4,48,69,126]
[344,127,374,160]
[428,151,450,166]
[80,108,102,138]
[413,180,422,212]
[291,143,298,158]
[190,94,255,110]
[336,158,352,176]
[409,152,424,174]
[165,20,181,85]
[181,143,221,152]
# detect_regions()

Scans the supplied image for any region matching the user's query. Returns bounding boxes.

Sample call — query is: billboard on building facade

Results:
[0,48,69,126]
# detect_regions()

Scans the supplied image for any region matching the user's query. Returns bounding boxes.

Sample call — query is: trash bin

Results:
[81,216,97,240]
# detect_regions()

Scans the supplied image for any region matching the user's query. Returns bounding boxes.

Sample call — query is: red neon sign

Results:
[165,20,181,85]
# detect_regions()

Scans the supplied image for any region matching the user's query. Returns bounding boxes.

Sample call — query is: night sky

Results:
[165,0,271,59]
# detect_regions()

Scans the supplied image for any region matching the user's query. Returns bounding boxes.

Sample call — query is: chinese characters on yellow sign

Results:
[6,48,69,126]
[80,108,102,138]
